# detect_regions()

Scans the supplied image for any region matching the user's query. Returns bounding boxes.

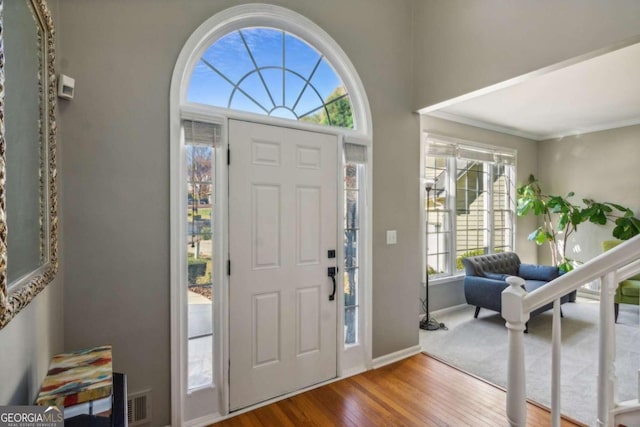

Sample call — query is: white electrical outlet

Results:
[386,230,397,245]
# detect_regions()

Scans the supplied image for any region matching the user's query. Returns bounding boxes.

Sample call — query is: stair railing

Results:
[502,234,640,427]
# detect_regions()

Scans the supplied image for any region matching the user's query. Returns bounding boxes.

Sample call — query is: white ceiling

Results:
[424,42,640,141]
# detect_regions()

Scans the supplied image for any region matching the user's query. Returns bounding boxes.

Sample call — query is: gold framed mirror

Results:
[0,0,58,329]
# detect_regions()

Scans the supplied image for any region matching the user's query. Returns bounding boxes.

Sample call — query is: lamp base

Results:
[419,316,447,331]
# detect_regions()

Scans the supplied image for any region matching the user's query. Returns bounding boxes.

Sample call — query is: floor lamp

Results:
[420,179,446,331]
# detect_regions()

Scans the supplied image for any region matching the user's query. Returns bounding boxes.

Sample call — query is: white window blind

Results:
[425,135,515,166]
[183,120,222,146]
[344,142,367,164]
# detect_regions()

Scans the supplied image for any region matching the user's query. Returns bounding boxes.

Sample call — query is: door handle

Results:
[328,267,337,301]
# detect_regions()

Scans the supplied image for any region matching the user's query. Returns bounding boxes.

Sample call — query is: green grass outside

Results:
[188,207,211,220]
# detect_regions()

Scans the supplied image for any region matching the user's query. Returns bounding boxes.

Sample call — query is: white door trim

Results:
[170,5,373,425]
[170,114,372,424]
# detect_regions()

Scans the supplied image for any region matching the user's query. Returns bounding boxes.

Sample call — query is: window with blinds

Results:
[183,120,221,390]
[424,134,516,279]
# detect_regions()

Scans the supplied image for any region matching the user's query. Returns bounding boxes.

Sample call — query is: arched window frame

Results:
[188,27,355,127]
[176,4,371,136]
[170,5,372,425]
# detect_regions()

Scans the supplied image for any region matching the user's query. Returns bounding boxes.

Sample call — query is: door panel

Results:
[253,291,280,366]
[252,184,281,269]
[229,120,338,411]
[297,186,321,264]
[297,286,321,355]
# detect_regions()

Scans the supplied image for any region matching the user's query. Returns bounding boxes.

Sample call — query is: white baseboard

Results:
[372,345,421,369]
[577,290,600,301]
[419,303,468,320]
[432,303,468,317]
[184,413,221,427]
[341,364,367,379]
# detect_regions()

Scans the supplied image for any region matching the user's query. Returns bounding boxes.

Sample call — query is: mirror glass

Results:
[4,0,48,284]
[0,0,58,329]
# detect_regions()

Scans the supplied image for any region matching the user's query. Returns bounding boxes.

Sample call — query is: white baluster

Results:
[597,272,617,427]
[551,298,561,427]
[502,276,529,427]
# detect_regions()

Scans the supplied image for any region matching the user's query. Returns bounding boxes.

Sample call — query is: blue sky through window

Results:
[187,27,353,128]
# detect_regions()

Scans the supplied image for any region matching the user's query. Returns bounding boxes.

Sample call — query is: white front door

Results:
[228,120,338,411]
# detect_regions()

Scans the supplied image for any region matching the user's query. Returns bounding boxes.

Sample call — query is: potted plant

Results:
[517,174,640,272]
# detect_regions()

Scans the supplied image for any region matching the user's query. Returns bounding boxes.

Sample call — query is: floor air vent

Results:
[127,390,151,426]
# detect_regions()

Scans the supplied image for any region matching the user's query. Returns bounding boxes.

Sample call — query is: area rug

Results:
[420,299,640,426]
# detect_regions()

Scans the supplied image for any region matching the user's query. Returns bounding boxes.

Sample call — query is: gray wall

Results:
[57,1,417,424]
[0,0,64,407]
[0,281,64,405]
[538,124,640,264]
[413,0,640,109]
[23,1,637,425]
[420,116,539,311]
[413,0,640,310]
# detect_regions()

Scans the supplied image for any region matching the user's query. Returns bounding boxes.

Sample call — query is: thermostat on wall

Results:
[58,74,75,100]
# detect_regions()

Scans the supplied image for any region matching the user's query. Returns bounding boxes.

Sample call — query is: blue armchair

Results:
[462,252,576,322]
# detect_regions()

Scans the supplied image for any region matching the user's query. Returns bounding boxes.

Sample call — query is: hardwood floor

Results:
[213,354,585,426]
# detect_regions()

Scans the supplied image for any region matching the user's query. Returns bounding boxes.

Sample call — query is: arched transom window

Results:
[187,27,354,129]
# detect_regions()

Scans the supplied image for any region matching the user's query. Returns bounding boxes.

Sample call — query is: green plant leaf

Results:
[608,203,628,212]
[589,212,607,225]
[533,229,552,245]
[517,199,532,216]
[533,200,546,216]
[558,214,569,230]
[613,224,632,240]
[528,228,551,245]
[613,217,640,240]
[570,211,584,225]
[559,261,574,273]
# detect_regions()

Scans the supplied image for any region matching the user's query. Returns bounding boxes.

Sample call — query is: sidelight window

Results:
[344,143,366,345]
[184,120,221,390]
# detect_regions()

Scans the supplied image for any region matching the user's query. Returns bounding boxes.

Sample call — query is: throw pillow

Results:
[518,263,559,281]
[484,272,509,281]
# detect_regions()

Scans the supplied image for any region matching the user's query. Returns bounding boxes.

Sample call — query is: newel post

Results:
[597,271,617,427]
[502,276,530,427]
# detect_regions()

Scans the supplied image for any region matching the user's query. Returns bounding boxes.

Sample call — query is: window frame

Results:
[178,5,372,136]
[170,6,373,423]
[422,133,517,283]
[187,27,355,129]
[183,121,220,392]
[343,160,365,347]
[339,136,370,373]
